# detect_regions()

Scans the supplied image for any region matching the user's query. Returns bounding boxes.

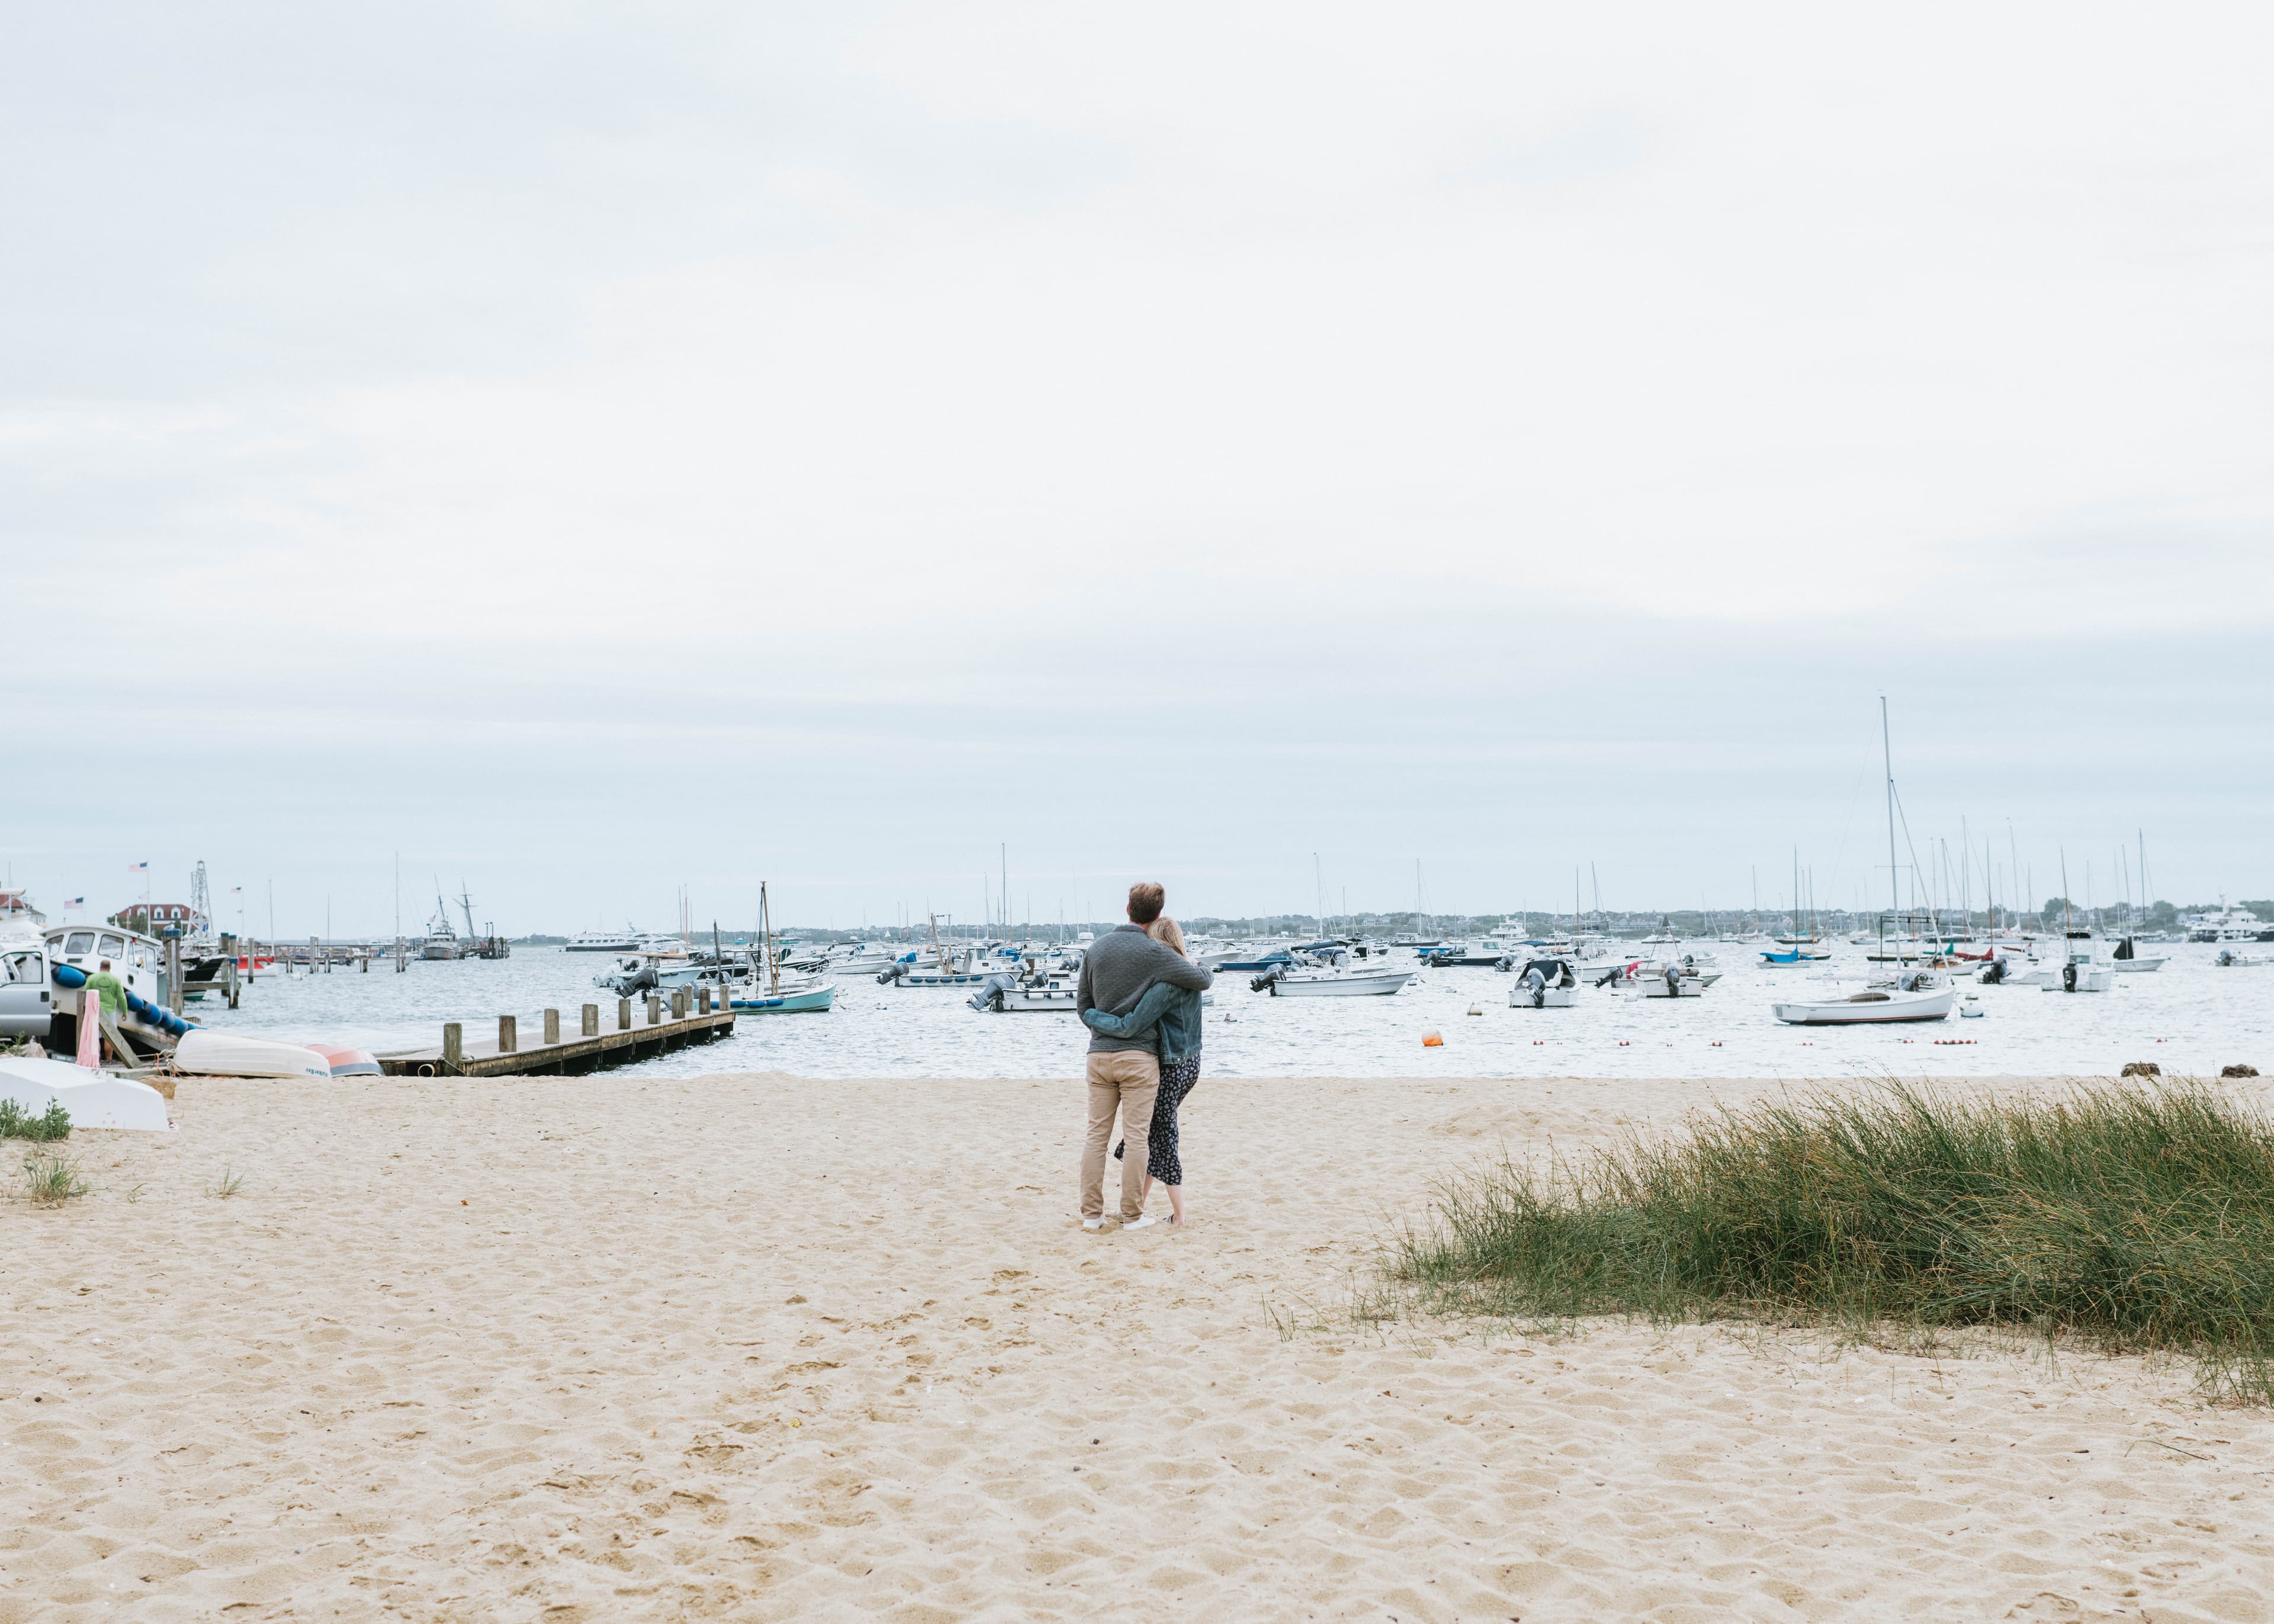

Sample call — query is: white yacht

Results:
[566,927,644,953]
[2188,903,2270,943]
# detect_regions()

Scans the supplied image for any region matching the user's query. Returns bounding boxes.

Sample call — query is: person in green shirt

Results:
[85,959,126,1015]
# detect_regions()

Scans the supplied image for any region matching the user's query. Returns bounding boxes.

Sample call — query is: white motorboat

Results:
[1509,957,1578,1008]
[1772,984,1955,1025]
[1611,956,1723,997]
[2215,949,2274,968]
[824,944,897,976]
[1257,965,1414,997]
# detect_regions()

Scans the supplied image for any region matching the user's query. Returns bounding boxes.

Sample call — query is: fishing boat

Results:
[2214,948,2274,968]
[729,884,836,1012]
[1621,956,1720,999]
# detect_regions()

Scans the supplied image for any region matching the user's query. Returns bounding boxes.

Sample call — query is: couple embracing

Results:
[1074,882,1213,1232]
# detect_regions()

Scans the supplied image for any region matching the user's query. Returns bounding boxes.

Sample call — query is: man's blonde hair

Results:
[1148,916,1187,957]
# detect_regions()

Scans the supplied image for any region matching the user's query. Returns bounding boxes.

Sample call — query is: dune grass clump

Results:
[0,1098,71,1141]
[1390,1081,2274,1402]
[21,1149,89,1205]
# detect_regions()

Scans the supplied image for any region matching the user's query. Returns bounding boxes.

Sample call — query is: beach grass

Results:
[21,1149,89,1205]
[1388,1080,2274,1402]
[208,1165,247,1199]
[0,1098,71,1142]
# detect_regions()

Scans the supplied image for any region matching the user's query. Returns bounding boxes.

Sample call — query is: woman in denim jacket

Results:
[1081,915,1205,1226]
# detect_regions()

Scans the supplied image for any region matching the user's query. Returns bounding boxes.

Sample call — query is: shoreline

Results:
[7,1072,2269,1619]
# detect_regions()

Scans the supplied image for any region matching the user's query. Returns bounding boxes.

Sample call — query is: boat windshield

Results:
[65,931,95,956]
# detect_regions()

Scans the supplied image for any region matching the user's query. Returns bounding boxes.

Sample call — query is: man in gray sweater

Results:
[1075,881,1214,1230]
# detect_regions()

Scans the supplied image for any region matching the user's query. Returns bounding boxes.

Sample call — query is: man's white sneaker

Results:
[1121,1214,1160,1231]
[1081,1216,1109,1231]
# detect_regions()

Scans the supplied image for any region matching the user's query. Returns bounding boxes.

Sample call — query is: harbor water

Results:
[187,944,2269,1082]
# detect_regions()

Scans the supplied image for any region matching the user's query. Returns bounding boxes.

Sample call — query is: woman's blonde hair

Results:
[1148,916,1187,957]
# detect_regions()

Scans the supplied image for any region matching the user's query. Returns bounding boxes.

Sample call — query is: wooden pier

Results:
[376,988,735,1078]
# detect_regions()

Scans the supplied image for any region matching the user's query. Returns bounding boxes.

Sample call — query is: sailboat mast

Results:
[1881,697,1900,920]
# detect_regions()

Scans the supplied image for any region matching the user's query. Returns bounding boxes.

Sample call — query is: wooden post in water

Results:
[499,1014,517,1053]
[543,1008,560,1045]
[646,994,661,1025]
[672,988,688,1019]
[582,1004,599,1037]
[443,1022,463,1072]
[616,998,631,1030]
[697,986,711,1014]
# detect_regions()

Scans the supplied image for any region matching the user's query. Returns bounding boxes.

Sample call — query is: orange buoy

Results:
[1421,1030,1444,1047]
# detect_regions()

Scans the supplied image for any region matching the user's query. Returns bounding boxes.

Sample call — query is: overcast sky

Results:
[6,2,2270,935]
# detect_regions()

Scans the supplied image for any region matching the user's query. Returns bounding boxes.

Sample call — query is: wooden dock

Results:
[376,989,735,1077]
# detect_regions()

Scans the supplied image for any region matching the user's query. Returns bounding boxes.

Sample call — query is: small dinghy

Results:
[173,1030,335,1079]
[0,1053,172,1131]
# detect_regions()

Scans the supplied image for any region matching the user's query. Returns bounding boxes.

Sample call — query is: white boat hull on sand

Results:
[174,1030,335,1079]
[1772,987,1955,1025]
[0,1053,172,1130]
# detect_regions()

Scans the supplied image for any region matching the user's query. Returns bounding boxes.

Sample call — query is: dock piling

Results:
[618,998,631,1030]
[443,1022,463,1071]
[646,994,661,1026]
[582,1004,598,1037]
[543,1008,560,1045]
[698,986,711,1014]
[499,1015,518,1054]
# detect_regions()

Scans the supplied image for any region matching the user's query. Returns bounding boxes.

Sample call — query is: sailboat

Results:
[1774,702,1952,1026]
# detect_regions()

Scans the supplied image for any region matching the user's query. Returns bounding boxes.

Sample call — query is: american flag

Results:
[64,896,84,908]
[128,860,147,872]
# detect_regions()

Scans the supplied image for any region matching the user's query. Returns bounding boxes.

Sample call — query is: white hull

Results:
[173,1030,335,1079]
[1629,979,1708,999]
[2109,958,2166,973]
[0,1053,172,1131]
[1772,987,1955,1025]
[1508,985,1578,1008]
[998,985,1081,1011]
[1268,970,1413,997]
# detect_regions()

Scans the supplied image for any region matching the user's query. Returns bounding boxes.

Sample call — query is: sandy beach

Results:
[7,1071,2273,1622]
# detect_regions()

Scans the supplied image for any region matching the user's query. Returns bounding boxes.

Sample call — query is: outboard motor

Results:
[1523,967,1547,1007]
[2061,960,2079,992]
[1980,958,2006,985]
[1251,966,1285,994]
[967,972,1014,1012]
[1663,963,1682,998]
[878,962,907,985]
[2218,948,2237,967]
[1593,966,1623,989]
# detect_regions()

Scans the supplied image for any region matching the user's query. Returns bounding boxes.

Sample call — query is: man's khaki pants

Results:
[1081,1049,1159,1221]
